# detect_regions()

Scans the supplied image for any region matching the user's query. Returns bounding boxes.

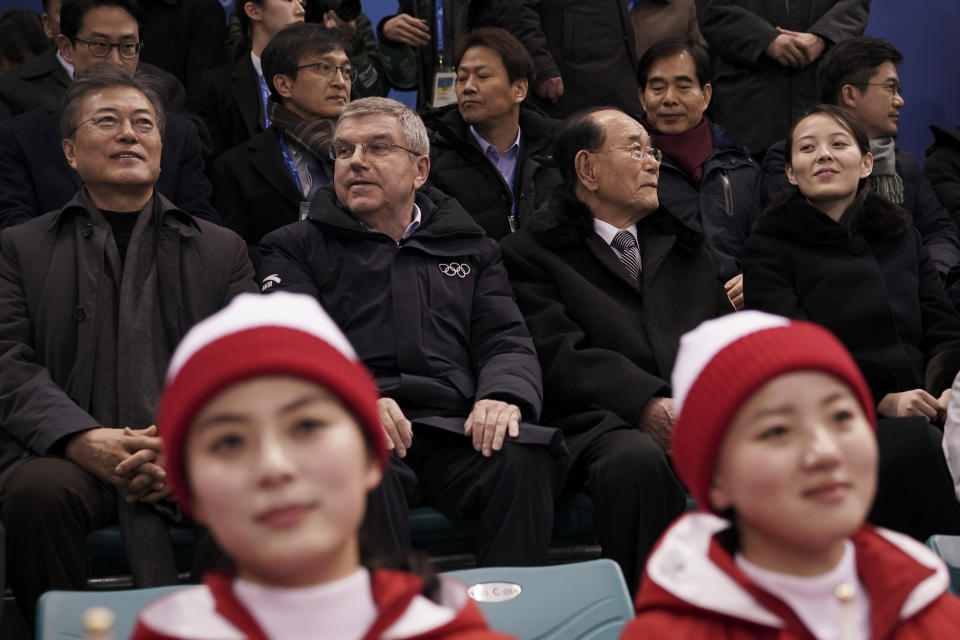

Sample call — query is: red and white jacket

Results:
[133,569,512,640]
[622,512,960,639]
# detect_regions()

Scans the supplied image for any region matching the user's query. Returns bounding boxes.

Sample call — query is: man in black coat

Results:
[0,0,190,120]
[211,24,350,266]
[696,0,869,155]
[0,67,255,628]
[489,0,643,118]
[423,27,562,239]
[500,108,732,593]
[0,0,218,228]
[258,97,558,567]
[760,37,960,277]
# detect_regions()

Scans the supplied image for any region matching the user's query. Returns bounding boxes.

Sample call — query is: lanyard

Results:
[257,73,272,128]
[435,0,445,66]
[276,133,304,195]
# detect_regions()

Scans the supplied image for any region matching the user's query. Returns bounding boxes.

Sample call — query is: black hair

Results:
[0,9,51,68]
[554,106,615,187]
[637,36,712,89]
[818,36,903,105]
[453,27,535,87]
[59,0,141,42]
[261,22,350,100]
[784,103,870,166]
[60,62,166,138]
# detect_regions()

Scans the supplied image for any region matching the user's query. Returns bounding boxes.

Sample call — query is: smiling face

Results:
[709,371,878,574]
[274,47,351,121]
[844,61,904,138]
[62,86,162,195]
[58,5,139,76]
[333,112,429,222]
[186,376,382,587]
[455,45,526,128]
[639,50,711,135]
[785,113,873,218]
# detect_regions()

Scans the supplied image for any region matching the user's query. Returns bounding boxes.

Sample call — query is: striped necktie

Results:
[612,230,641,283]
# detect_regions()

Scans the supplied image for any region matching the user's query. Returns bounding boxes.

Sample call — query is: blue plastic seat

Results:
[85,525,196,579]
[445,558,633,639]
[926,534,960,594]
[36,585,187,640]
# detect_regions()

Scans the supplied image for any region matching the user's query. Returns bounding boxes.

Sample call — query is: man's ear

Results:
[702,82,713,110]
[272,73,294,100]
[412,154,430,189]
[839,84,860,110]
[574,149,598,192]
[511,78,528,104]
[62,137,78,171]
[57,33,74,65]
[785,162,797,186]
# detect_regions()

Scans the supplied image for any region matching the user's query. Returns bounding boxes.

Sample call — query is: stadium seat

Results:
[36,585,186,640]
[926,534,960,594]
[445,558,633,639]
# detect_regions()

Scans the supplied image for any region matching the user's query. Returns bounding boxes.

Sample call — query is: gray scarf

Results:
[86,191,178,587]
[869,136,904,205]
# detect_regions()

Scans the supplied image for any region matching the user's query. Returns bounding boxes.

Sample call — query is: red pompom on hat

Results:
[670,311,876,513]
[157,292,386,515]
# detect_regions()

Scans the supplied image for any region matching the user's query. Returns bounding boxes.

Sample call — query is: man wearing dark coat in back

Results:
[500,107,732,593]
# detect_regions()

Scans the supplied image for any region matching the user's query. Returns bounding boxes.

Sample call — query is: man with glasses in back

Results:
[211,23,354,267]
[499,107,732,594]
[0,64,255,630]
[257,96,558,568]
[0,0,218,229]
[759,36,960,279]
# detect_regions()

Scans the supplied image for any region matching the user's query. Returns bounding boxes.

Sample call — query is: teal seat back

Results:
[36,585,187,640]
[445,559,633,639]
[926,534,960,594]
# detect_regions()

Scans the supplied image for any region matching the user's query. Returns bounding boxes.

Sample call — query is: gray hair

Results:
[336,97,429,157]
[60,63,166,139]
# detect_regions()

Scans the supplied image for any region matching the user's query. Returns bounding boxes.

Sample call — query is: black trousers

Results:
[0,457,117,627]
[366,426,557,566]
[568,427,687,595]
[870,417,960,541]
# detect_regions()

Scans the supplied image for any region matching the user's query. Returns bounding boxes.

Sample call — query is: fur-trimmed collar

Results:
[753,188,912,247]
[525,185,703,252]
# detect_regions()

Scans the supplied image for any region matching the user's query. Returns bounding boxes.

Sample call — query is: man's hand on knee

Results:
[640,397,675,451]
[65,426,151,487]
[378,397,413,458]
[464,399,520,457]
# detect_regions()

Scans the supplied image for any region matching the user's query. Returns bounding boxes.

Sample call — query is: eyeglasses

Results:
[70,113,158,136]
[296,61,358,82]
[73,37,142,59]
[601,144,662,164]
[329,139,420,160]
[867,81,904,96]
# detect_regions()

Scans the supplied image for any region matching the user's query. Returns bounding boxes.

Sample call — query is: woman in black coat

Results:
[743,104,960,540]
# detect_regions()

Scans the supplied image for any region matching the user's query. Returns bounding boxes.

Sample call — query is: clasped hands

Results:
[378,397,521,459]
[765,27,826,69]
[66,426,169,504]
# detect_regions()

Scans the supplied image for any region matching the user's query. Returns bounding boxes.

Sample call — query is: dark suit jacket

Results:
[209,127,308,265]
[0,102,219,230]
[0,49,189,120]
[194,55,262,160]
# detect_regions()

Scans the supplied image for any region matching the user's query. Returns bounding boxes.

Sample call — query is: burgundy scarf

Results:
[640,115,713,185]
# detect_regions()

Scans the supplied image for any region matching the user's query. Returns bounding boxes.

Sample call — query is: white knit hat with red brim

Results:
[157,292,386,515]
[670,310,876,513]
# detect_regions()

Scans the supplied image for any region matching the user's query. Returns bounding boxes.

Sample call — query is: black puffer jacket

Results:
[926,125,960,223]
[744,189,960,401]
[656,122,762,281]
[423,104,562,240]
[257,185,543,422]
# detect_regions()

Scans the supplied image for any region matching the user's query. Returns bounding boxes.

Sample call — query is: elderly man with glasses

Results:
[499,107,733,595]
[257,96,559,568]
[0,0,218,229]
[0,64,255,629]
[211,22,357,267]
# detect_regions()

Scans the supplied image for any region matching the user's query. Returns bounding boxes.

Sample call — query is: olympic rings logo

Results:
[439,262,471,278]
